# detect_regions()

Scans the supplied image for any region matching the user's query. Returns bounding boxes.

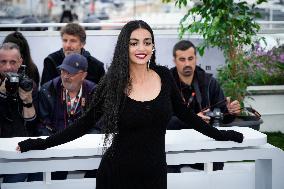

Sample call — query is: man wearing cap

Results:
[40,23,105,86]
[37,53,98,180]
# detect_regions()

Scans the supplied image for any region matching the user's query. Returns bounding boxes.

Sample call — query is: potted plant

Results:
[162,0,268,129]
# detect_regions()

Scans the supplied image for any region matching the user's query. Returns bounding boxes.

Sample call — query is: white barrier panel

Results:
[0,127,284,189]
[0,30,226,77]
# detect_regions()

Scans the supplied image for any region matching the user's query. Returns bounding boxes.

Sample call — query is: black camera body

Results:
[1,65,33,97]
[205,108,224,127]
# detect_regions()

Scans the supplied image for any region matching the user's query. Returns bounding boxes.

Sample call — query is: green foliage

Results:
[265,132,284,150]
[217,53,251,105]
[246,43,284,85]
[164,0,266,60]
[162,0,188,8]
[163,0,268,103]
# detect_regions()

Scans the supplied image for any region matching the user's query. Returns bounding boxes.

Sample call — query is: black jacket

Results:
[41,48,105,86]
[38,77,96,134]
[170,66,235,126]
[0,85,38,137]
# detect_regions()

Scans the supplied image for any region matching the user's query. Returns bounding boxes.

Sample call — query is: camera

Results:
[205,108,224,127]
[0,65,33,97]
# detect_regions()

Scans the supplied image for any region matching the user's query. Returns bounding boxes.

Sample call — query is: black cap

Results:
[57,53,88,74]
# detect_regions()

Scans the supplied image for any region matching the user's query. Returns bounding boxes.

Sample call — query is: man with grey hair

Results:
[38,53,98,180]
[0,42,41,182]
[0,42,37,137]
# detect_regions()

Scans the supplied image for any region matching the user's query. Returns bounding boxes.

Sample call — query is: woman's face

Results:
[129,28,154,67]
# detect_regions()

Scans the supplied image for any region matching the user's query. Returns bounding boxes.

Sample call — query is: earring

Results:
[147,59,150,70]
[152,48,155,54]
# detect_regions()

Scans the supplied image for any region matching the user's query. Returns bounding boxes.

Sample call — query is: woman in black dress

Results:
[17,20,243,189]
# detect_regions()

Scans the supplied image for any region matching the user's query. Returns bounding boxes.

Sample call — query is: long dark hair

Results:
[3,31,40,87]
[93,20,157,144]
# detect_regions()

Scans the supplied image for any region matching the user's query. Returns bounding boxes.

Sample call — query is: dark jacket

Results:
[169,66,235,128]
[38,77,96,135]
[0,84,38,137]
[40,48,105,86]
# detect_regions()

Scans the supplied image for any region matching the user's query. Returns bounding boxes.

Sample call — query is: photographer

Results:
[0,42,40,183]
[167,40,241,171]
[3,31,40,88]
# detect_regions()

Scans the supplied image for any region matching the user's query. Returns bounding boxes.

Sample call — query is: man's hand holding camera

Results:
[197,109,211,124]
[19,85,35,119]
[197,97,241,125]
[226,97,241,115]
[0,76,6,95]
[0,71,35,119]
[19,87,33,105]
[0,42,37,137]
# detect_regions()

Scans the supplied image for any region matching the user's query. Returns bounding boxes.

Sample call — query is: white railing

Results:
[0,21,283,32]
[0,127,284,189]
[0,22,180,31]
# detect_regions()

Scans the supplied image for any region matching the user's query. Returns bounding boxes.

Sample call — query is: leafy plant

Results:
[162,0,267,104]
[217,52,251,104]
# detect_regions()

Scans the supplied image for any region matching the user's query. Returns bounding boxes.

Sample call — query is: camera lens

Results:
[5,73,19,96]
[19,77,33,92]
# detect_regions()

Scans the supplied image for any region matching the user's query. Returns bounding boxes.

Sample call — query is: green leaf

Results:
[256,0,268,5]
[173,0,268,104]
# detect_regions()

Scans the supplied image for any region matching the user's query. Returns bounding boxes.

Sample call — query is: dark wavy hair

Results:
[60,23,86,44]
[3,31,40,87]
[93,20,157,144]
[173,40,197,57]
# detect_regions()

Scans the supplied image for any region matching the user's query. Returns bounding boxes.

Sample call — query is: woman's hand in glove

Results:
[17,138,47,152]
[219,130,244,143]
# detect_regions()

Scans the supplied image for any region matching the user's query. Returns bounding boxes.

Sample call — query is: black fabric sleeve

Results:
[86,57,105,84]
[24,82,40,136]
[165,68,243,143]
[96,61,105,83]
[19,105,98,152]
[38,83,53,126]
[41,57,58,86]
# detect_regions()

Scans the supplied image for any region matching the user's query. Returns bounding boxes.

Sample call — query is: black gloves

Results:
[18,138,47,153]
[219,130,244,143]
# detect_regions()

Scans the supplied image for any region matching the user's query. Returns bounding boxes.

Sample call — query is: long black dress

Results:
[19,66,243,189]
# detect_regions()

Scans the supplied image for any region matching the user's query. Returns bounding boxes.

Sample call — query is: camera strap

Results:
[192,78,202,110]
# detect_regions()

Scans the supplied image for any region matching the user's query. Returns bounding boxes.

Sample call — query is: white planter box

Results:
[244,85,284,133]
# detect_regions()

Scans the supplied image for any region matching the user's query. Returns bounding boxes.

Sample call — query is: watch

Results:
[22,102,33,108]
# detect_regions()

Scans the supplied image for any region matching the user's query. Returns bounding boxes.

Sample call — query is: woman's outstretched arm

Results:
[18,105,99,152]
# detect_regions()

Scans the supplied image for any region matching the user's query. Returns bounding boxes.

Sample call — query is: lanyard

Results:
[62,86,85,128]
[179,81,195,108]
[181,91,196,108]
[63,88,81,116]
[66,93,80,115]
